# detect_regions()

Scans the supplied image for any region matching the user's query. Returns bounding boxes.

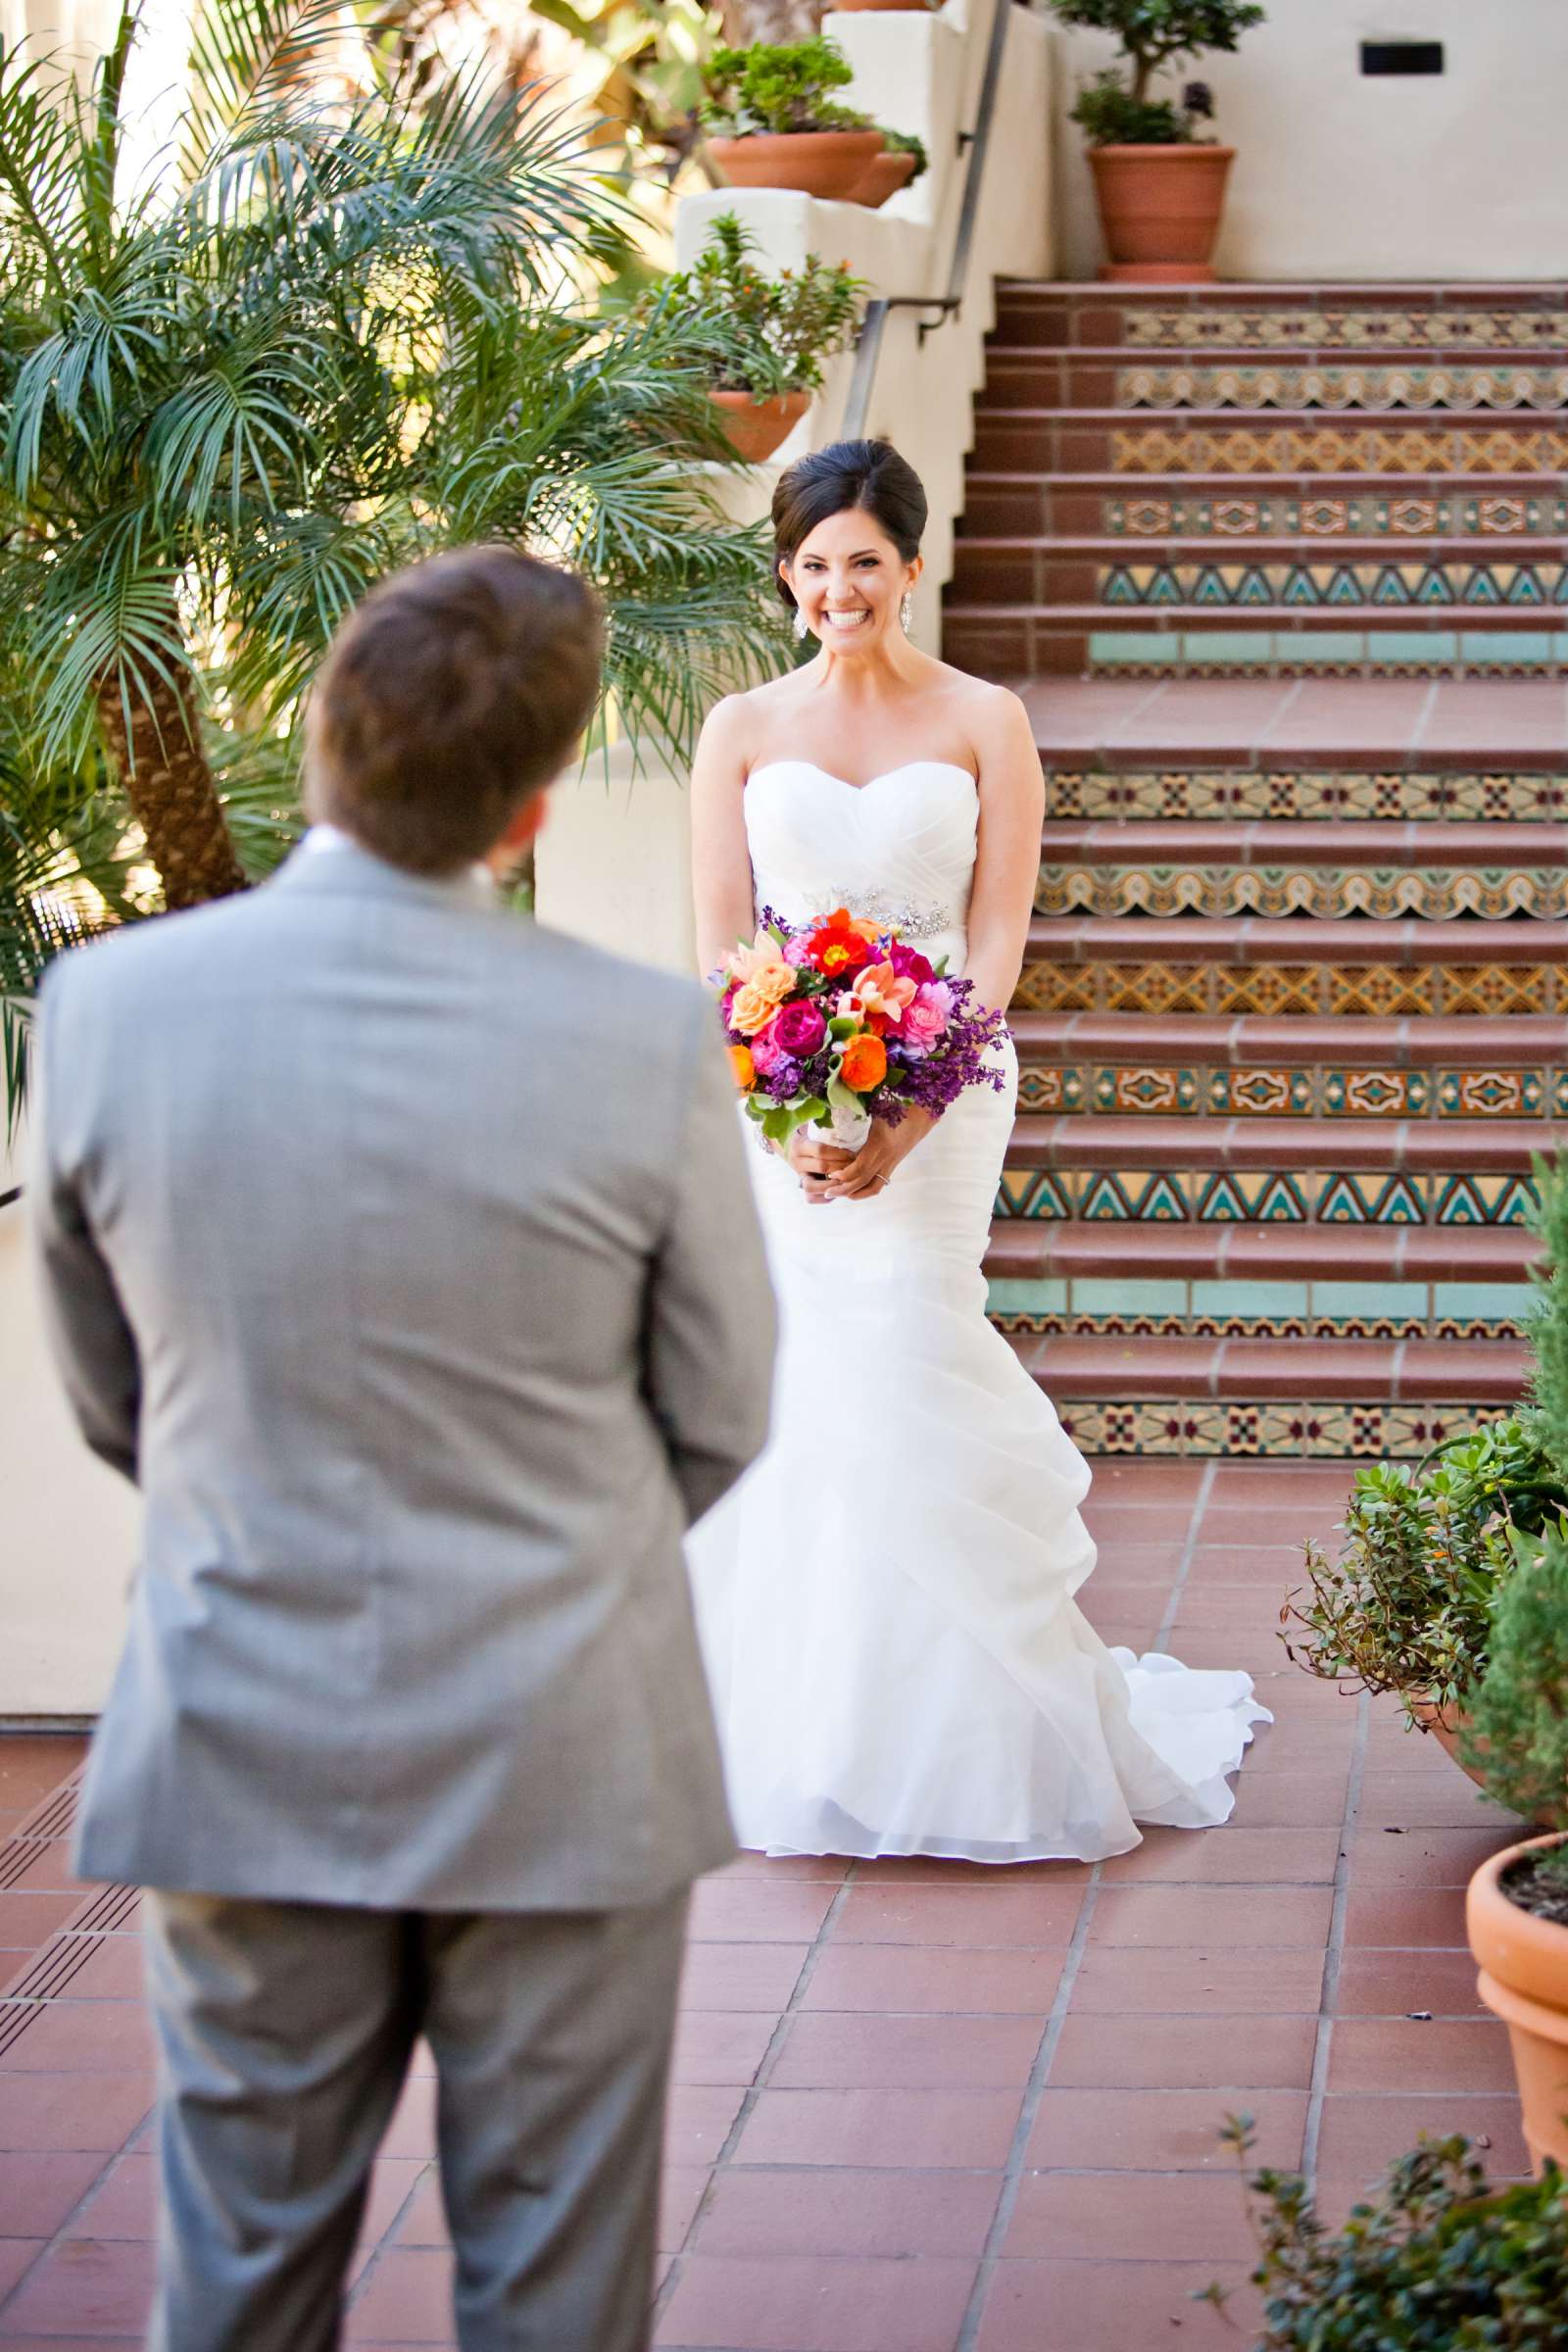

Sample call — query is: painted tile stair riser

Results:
[994,1163,1544,1231]
[1043,772,1568,822]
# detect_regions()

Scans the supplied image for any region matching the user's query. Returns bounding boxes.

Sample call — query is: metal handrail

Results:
[842,0,1014,441]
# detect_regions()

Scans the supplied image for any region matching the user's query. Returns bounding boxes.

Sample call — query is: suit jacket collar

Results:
[270,834,504,916]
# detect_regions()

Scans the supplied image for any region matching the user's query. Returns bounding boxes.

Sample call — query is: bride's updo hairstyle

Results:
[771,438,927,610]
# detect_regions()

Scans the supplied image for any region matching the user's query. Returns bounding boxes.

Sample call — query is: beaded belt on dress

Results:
[826,889,959,944]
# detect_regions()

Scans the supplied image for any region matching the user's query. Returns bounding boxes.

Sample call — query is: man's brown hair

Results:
[306,545,604,874]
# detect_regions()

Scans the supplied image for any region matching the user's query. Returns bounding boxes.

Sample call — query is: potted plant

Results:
[657,212,861,462]
[1280,1418,1568,1772]
[1204,2123,1568,2344]
[701,34,884,199]
[1049,0,1266,281]
[1461,1529,1568,2174]
[852,127,927,207]
[833,0,936,12]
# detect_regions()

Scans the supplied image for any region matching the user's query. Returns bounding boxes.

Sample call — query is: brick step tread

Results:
[995,281,1568,299]
[1011,1331,1529,1401]
[965,470,1568,492]
[1023,912,1568,960]
[1034,751,1568,783]
[1010,1010,1568,1064]
[984,1219,1540,1282]
[970,403,1568,425]
[1037,818,1568,864]
[1004,1112,1564,1168]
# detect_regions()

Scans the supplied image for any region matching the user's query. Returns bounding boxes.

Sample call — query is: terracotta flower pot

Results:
[710,389,809,465]
[708,130,886,202]
[850,148,917,207]
[1467,1834,1568,2176]
[1088,143,1235,283]
[1409,1697,1487,1784]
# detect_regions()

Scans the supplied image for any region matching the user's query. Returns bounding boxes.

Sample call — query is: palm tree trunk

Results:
[95,662,248,911]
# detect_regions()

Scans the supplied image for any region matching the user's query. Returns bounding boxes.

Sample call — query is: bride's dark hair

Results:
[771,438,927,611]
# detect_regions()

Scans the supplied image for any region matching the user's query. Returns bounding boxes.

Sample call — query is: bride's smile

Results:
[781,501,922,657]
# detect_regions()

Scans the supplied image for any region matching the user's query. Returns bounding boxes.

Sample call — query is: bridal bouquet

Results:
[714,906,1006,1152]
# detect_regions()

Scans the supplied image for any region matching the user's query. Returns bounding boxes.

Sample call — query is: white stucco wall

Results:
[1051,0,1568,283]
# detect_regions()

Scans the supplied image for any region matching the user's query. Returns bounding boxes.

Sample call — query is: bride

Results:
[685,437,1267,1863]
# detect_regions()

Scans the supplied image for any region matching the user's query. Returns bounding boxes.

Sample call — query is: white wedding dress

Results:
[686,759,1269,1863]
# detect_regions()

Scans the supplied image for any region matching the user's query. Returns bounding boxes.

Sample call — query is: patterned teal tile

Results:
[1278,630,1365,663]
[1090,630,1177,666]
[1366,630,1457,664]
[1182,630,1273,664]
[984,1277,1068,1315]
[1191,1279,1309,1320]
[1310,1280,1428,1321]
[1461,630,1555,664]
[1069,1278,1190,1318]
[1431,1282,1540,1322]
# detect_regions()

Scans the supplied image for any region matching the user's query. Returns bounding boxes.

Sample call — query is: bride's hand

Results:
[788,1130,856,1205]
[821,1108,936,1202]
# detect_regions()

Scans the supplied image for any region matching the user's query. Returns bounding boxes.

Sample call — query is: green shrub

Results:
[700,36,871,139]
[1461,1521,1568,1831]
[1204,2121,1568,2348]
[881,128,929,180]
[652,213,861,397]
[1281,1418,1568,1723]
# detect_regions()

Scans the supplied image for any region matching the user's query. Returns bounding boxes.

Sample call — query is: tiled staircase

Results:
[947,282,1568,1457]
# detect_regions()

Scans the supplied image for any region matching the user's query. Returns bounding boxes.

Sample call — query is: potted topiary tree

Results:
[1462,1530,1568,2175]
[701,34,885,199]
[656,213,862,461]
[1049,0,1266,281]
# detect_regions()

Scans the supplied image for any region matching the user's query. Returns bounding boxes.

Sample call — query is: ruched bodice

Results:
[744,760,978,978]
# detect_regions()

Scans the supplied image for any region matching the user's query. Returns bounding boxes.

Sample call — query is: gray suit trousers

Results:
[142,1887,690,2352]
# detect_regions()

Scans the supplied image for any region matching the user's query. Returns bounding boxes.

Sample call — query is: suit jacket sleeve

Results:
[644,1001,777,1528]
[27,967,142,1484]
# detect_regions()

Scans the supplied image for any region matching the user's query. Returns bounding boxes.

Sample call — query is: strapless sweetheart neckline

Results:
[746,759,977,798]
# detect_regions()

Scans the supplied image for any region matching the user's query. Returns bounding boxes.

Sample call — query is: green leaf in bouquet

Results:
[826,1013,858,1042]
[826,1075,867,1118]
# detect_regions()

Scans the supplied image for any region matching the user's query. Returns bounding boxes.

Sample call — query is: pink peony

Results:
[888,941,935,985]
[900,981,953,1056]
[749,1025,792,1077]
[770,1000,827,1058]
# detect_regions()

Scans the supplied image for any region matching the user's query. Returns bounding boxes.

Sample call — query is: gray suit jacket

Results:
[31,841,774,1909]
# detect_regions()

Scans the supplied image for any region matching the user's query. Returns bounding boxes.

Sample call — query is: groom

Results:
[30,545,775,2350]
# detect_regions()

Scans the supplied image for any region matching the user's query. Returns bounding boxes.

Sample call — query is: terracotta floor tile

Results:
[1206,1465,1359,1504]
[1343,1886,1471,1947]
[1069,1944,1325,2017]
[3,1846,91,1900]
[379,2073,436,2161]
[345,2246,454,2342]
[1004,2170,1257,2262]
[0,2235,155,2334]
[831,1884,1084,1945]
[696,2167,1001,2258]
[1199,1505,1345,1548]
[1228,1772,1350,1829]
[1049,2010,1317,2091]
[1327,2016,1516,2094]
[23,1939,146,2001]
[0,2074,153,2155]
[769,2012,1042,2091]
[654,2252,978,2352]
[660,2167,710,2256]
[663,2086,746,2170]
[1239,1716,1359,1775]
[0,1742,86,1815]
[1099,1827,1341,1886]
[686,1881,838,1943]
[716,1853,850,1884]
[386,2169,447,2248]
[0,2003,156,2075]
[1315,2093,1530,2182]
[1333,1948,1486,2018]
[0,2153,105,2239]
[845,1855,1092,1887]
[1024,2087,1307,2173]
[61,2152,155,2240]
[735,2086,1021,2170]
[975,2257,1256,2352]
[1169,1586,1299,1633]
[1186,1544,1319,1589]
[0,1894,88,1960]
[1357,1773,1522,1832]
[350,2160,431,2281]
[679,1943,808,2014]
[0,2241,45,2301]
[1346,1826,1518,1887]
[802,1944,1064,2016]
[1088,1885,1334,1948]
[669,2010,778,2088]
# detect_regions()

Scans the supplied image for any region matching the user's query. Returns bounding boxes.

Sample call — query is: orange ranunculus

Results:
[840,1033,888,1093]
[730,978,789,1035]
[728,1043,756,1090]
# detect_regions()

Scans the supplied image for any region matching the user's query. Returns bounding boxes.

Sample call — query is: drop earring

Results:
[901,591,913,633]
[793,607,808,642]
